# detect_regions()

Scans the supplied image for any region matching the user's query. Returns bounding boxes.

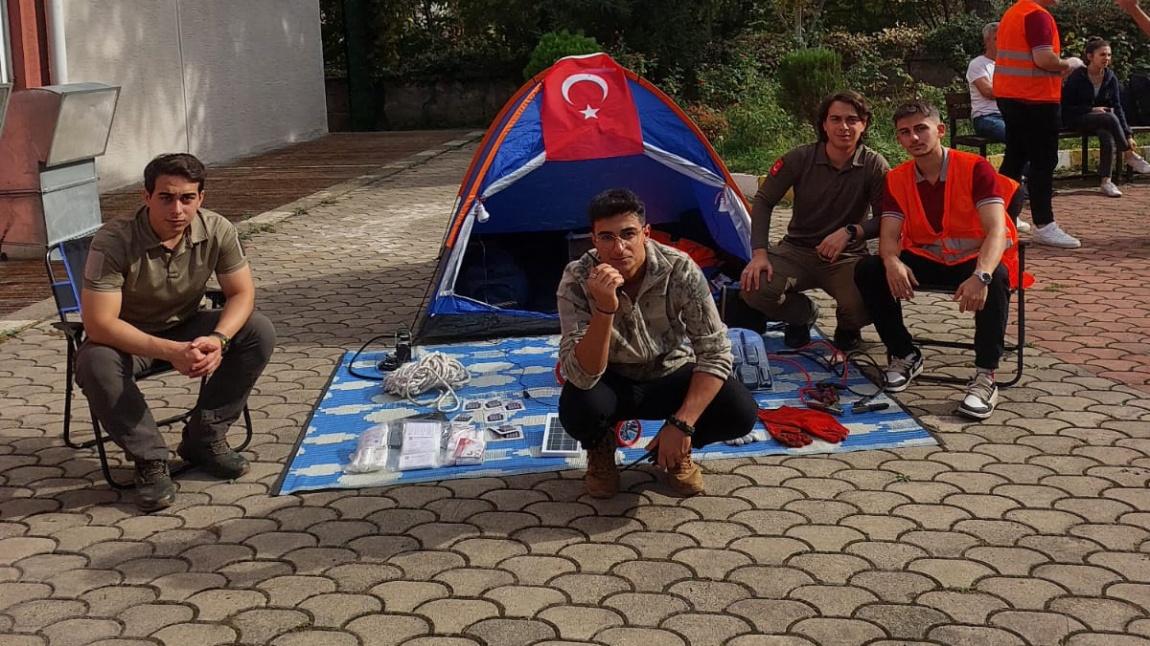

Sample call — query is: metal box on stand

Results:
[0,83,120,258]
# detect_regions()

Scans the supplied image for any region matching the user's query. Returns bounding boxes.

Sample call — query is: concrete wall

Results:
[62,1,327,190]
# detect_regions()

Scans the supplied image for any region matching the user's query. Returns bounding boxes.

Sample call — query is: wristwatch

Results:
[973,270,993,286]
[210,331,231,353]
[845,224,859,242]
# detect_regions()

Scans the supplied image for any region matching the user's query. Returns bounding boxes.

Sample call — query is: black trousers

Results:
[558,364,759,450]
[998,99,1060,226]
[853,253,1011,371]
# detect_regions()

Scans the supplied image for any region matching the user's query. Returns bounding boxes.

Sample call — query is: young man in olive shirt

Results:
[77,154,276,512]
[740,91,889,351]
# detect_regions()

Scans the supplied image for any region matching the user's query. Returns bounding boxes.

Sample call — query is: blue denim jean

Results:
[973,114,1007,142]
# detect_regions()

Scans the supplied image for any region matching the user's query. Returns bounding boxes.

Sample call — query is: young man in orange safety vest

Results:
[853,101,1026,420]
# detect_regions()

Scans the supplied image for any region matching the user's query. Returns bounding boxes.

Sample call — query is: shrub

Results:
[523,30,602,80]
[922,14,988,74]
[716,83,814,173]
[776,48,844,129]
[682,103,730,144]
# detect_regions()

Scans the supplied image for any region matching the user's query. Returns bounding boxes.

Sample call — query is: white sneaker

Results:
[1031,222,1081,249]
[884,350,924,393]
[1014,219,1031,233]
[957,371,999,420]
[1101,179,1123,198]
[1128,154,1150,174]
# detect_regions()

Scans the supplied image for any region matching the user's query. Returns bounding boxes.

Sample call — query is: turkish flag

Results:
[541,53,644,161]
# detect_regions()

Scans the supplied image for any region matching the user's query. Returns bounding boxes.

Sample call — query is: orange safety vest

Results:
[994,0,1061,103]
[887,149,1033,289]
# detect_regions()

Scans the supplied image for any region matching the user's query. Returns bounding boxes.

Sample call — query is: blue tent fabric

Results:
[416,54,751,343]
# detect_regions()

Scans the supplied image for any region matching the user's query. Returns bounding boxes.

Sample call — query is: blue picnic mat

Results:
[274,333,936,494]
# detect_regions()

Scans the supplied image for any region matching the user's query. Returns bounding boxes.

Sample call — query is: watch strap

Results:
[210,331,231,352]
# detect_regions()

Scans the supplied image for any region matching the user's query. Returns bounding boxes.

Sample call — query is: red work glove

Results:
[758,406,850,444]
[803,414,850,443]
[757,409,812,448]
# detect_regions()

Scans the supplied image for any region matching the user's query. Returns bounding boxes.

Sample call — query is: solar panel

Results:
[540,413,582,456]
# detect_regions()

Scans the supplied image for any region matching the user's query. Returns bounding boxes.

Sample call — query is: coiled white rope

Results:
[383,352,471,412]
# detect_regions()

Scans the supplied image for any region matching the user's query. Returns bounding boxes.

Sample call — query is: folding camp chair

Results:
[911,187,1028,389]
[47,234,253,488]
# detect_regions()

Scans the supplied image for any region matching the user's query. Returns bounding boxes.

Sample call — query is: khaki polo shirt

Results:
[83,206,247,333]
[751,142,889,252]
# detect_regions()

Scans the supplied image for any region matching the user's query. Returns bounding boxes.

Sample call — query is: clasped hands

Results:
[169,336,224,378]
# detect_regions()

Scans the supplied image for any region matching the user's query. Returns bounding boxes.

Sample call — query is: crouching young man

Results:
[557,189,758,498]
[854,101,1025,420]
[77,153,276,511]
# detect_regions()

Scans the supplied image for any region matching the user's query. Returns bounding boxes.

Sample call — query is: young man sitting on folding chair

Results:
[853,100,1027,420]
[77,153,276,511]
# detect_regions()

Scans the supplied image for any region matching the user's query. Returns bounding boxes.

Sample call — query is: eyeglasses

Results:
[594,228,644,245]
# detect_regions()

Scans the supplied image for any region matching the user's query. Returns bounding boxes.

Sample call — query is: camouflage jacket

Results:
[556,240,733,390]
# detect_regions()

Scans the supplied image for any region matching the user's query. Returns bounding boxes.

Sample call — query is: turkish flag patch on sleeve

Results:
[769,157,784,176]
[541,53,645,161]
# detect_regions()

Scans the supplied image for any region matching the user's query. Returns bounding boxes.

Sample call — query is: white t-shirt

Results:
[966,55,999,119]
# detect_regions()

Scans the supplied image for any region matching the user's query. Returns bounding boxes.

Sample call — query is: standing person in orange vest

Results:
[854,101,1026,420]
[995,0,1084,249]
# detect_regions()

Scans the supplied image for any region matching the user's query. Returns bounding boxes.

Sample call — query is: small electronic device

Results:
[485,412,506,424]
[489,424,524,441]
[453,414,474,423]
[505,401,525,412]
[484,399,503,409]
[464,401,482,412]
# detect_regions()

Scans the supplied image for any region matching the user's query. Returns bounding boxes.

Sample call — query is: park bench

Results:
[945,91,1150,182]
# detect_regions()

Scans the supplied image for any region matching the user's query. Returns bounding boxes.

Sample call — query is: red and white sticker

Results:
[769,157,784,177]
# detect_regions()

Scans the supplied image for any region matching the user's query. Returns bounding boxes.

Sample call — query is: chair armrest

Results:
[51,321,85,343]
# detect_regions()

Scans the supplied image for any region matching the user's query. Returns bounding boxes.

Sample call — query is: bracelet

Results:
[595,306,618,316]
[666,415,696,436]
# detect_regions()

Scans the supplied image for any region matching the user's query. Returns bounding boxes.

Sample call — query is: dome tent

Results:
[414,52,752,343]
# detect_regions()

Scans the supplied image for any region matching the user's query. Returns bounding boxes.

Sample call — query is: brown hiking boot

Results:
[584,436,619,499]
[665,453,705,497]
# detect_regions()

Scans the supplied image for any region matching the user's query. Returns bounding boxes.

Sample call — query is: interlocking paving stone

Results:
[926,624,1026,646]
[462,617,555,646]
[854,603,950,640]
[787,585,877,616]
[271,631,360,646]
[595,627,687,646]
[658,613,753,646]
[150,622,237,646]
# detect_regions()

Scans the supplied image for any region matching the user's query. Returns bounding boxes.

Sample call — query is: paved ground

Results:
[2,141,1150,646]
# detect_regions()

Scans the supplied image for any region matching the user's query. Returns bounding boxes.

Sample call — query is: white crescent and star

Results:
[560,73,608,120]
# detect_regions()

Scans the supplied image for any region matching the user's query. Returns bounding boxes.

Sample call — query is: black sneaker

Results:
[783,300,819,349]
[177,438,249,480]
[833,328,863,352]
[134,459,176,512]
[883,349,924,392]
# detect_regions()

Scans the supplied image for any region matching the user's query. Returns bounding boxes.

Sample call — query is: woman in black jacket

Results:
[1062,37,1150,197]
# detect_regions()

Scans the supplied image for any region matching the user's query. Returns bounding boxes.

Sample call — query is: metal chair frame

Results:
[913,242,1027,389]
[47,235,252,489]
